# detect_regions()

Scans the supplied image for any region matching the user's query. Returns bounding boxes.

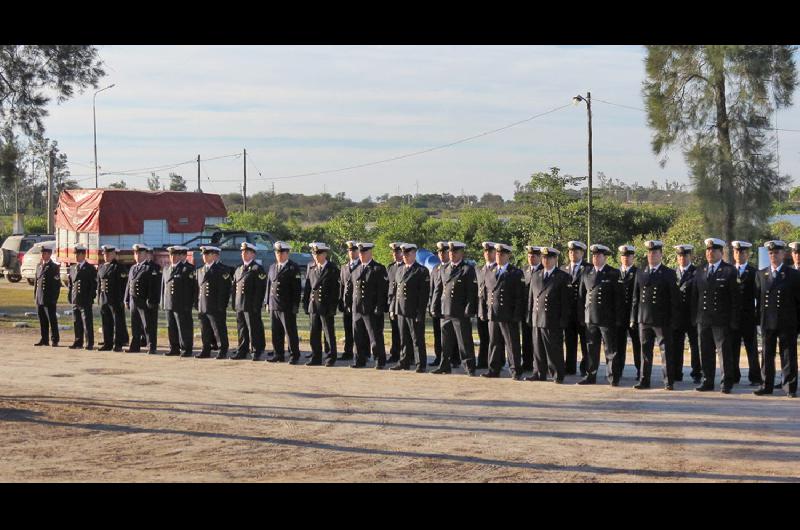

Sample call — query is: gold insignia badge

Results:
[222,273,230,279]
[121,273,127,278]
[259,273,267,280]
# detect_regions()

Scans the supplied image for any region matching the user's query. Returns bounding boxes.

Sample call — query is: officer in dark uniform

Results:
[196,245,232,359]
[617,245,641,380]
[390,243,430,372]
[482,243,526,380]
[432,241,479,376]
[790,242,800,271]
[692,238,741,393]
[525,247,571,383]
[578,244,625,385]
[67,244,97,350]
[630,240,681,390]
[338,241,361,361]
[33,245,61,347]
[673,244,701,384]
[386,242,405,364]
[521,245,543,373]
[303,242,340,366]
[351,242,389,369]
[265,241,302,364]
[476,241,497,370]
[230,242,268,360]
[730,241,762,386]
[96,245,128,351]
[428,241,451,367]
[754,240,799,398]
[125,244,161,355]
[161,245,197,357]
[562,240,591,376]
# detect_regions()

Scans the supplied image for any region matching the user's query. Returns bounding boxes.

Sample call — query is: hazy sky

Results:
[43,45,800,200]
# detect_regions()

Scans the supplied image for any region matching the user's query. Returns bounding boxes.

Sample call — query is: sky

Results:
[41,45,800,201]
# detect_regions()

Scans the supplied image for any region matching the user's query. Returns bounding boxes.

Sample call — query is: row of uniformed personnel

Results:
[31,236,798,397]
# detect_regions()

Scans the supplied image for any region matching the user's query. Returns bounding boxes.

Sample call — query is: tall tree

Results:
[168,172,187,191]
[515,167,584,247]
[0,45,106,138]
[147,172,162,191]
[643,45,797,257]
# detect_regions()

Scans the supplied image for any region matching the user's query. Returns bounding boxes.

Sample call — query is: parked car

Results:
[21,240,58,285]
[0,234,55,282]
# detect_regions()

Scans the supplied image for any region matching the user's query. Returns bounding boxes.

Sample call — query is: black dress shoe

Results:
[610,380,620,387]
[97,346,113,351]
[428,360,441,367]
[720,387,732,394]
[113,346,123,352]
[480,371,500,378]
[179,351,193,358]
[288,358,300,365]
[374,364,385,370]
[476,362,489,370]
[215,353,228,360]
[196,351,211,359]
[350,363,366,369]
[210,344,219,351]
[415,367,426,373]
[553,379,564,384]
[268,356,285,363]
[633,382,650,389]
[524,376,540,382]
[389,364,407,371]
[125,348,141,353]
[512,374,524,381]
[387,355,399,364]
[324,359,336,367]
[753,387,772,396]
[164,351,180,356]
[51,342,59,347]
[68,343,82,349]
[306,359,322,366]
[431,367,451,374]
[251,352,262,361]
[788,392,797,398]
[695,384,714,392]
[148,349,159,355]
[339,353,354,361]
[229,351,247,360]
[577,377,595,385]
[34,341,48,346]
[664,384,674,391]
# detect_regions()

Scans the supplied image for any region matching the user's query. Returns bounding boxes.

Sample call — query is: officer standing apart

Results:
[196,246,232,359]
[96,245,128,351]
[338,241,361,361]
[754,240,799,398]
[476,241,498,370]
[525,247,571,383]
[351,242,389,369]
[673,244,702,384]
[390,243,430,372]
[125,244,161,355]
[578,244,625,385]
[692,238,740,393]
[563,241,591,376]
[521,246,543,373]
[67,244,97,351]
[265,241,302,364]
[790,242,800,270]
[303,242,340,367]
[432,241,478,376]
[161,246,197,357]
[630,240,680,390]
[731,241,763,387]
[617,245,641,380]
[230,242,267,360]
[482,243,526,380]
[387,242,406,364]
[33,245,61,347]
[428,241,452,368]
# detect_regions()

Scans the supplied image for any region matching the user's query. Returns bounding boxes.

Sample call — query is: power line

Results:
[98,152,241,177]
[244,102,573,182]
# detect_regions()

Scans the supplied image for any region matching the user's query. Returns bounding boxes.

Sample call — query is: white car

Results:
[21,240,58,286]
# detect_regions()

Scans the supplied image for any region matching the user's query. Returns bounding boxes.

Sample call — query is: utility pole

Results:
[573,91,593,245]
[197,154,201,193]
[243,148,247,211]
[47,150,54,234]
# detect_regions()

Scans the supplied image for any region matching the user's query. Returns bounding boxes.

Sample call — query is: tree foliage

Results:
[643,45,797,258]
[0,45,106,138]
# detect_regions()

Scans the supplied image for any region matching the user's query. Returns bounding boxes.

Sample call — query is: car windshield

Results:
[20,240,37,252]
[249,233,274,250]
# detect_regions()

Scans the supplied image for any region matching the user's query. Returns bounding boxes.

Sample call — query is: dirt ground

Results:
[1,324,799,482]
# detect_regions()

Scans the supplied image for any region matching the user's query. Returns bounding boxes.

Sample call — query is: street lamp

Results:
[573,92,592,246]
[93,83,116,188]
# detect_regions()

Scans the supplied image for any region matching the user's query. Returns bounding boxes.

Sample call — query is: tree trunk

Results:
[712,50,736,262]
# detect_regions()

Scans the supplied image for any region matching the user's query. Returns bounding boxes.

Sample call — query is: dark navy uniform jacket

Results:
[579,264,625,327]
[674,264,696,330]
[266,259,302,313]
[527,268,571,329]
[439,261,478,319]
[755,265,800,331]
[338,260,360,313]
[631,263,680,328]
[162,261,198,312]
[691,261,740,329]
[428,261,448,318]
[97,260,127,306]
[393,262,430,320]
[125,260,162,309]
[483,263,525,323]
[197,261,233,313]
[68,261,97,307]
[303,261,340,316]
[35,260,61,306]
[231,260,267,313]
[352,259,389,315]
